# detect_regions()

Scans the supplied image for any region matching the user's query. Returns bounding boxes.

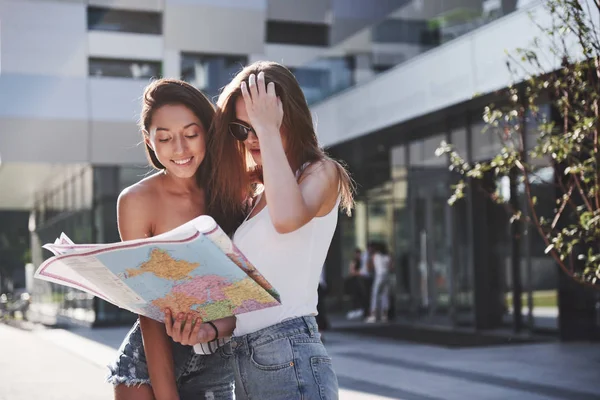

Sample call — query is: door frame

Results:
[407,168,455,320]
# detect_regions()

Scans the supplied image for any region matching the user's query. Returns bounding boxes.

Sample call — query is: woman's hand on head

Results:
[241,72,283,136]
[164,309,216,346]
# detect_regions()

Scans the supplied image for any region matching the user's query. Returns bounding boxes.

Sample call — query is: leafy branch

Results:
[437,0,600,286]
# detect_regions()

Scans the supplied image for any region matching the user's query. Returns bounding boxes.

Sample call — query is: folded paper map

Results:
[34,216,280,323]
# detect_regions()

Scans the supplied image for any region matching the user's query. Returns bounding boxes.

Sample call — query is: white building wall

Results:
[0,0,582,209]
[250,44,329,68]
[88,78,147,165]
[90,121,146,165]
[0,118,89,163]
[164,3,266,55]
[88,32,164,61]
[267,0,331,23]
[0,0,562,163]
[311,1,564,147]
[0,0,87,76]
[166,0,265,8]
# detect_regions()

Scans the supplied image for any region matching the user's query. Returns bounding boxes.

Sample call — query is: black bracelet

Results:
[206,321,219,341]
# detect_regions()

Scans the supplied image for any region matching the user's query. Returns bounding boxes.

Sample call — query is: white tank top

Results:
[232,185,340,336]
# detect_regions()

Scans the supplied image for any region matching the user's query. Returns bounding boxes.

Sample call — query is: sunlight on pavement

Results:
[339,389,400,399]
[34,328,401,399]
[34,328,117,368]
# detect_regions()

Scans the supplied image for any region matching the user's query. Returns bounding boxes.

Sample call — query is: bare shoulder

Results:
[117,172,162,240]
[118,173,161,210]
[300,159,339,186]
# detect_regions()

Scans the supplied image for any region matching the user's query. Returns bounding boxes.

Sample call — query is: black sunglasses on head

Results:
[229,121,256,141]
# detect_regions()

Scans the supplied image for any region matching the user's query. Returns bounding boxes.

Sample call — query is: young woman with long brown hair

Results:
[166,61,354,399]
[106,78,244,400]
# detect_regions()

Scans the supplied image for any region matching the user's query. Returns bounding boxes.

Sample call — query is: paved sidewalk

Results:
[324,331,600,400]
[1,321,599,400]
[0,323,112,400]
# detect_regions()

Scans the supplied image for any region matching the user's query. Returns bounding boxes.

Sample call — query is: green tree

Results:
[437,0,600,286]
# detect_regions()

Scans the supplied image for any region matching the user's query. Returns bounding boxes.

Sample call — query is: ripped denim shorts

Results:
[107,319,234,400]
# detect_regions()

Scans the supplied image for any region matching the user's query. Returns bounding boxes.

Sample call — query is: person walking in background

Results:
[345,248,367,320]
[360,242,376,317]
[365,242,392,323]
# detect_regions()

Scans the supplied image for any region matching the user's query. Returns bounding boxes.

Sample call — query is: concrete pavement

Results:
[0,323,112,400]
[1,321,599,400]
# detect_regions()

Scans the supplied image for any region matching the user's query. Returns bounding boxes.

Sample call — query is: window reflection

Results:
[304,0,528,105]
[181,53,247,101]
[89,58,162,80]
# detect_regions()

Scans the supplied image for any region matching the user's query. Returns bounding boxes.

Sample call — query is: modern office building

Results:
[0,0,595,338]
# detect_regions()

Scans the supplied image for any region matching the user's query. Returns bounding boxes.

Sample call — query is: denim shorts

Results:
[226,316,339,400]
[107,319,234,400]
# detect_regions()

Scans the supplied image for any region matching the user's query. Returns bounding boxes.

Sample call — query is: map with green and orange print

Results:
[125,248,200,280]
[36,216,280,323]
[92,222,280,322]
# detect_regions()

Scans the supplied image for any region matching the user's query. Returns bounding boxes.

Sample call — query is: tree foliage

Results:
[437,0,600,286]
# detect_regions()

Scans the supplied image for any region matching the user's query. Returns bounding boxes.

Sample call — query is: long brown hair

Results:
[209,61,354,216]
[138,78,246,234]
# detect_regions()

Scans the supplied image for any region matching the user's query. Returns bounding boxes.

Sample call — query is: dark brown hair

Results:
[209,61,354,216]
[138,78,246,234]
[139,79,214,173]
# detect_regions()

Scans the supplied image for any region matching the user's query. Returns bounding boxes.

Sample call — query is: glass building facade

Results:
[297,0,529,105]
[325,96,559,334]
[29,165,151,326]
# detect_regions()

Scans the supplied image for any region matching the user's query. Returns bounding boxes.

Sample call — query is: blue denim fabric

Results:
[107,319,234,400]
[226,316,339,400]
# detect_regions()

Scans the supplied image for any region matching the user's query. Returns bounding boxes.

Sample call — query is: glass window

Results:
[451,126,468,159]
[87,7,162,35]
[410,134,447,167]
[471,104,551,164]
[119,166,152,191]
[471,118,503,162]
[181,53,247,100]
[83,167,94,209]
[55,185,65,212]
[63,181,71,211]
[73,171,82,211]
[525,103,552,166]
[266,21,329,47]
[94,167,120,201]
[89,58,161,80]
[289,67,329,89]
[292,57,354,105]
[373,19,440,46]
[354,201,368,252]
[289,67,331,105]
[449,124,473,316]
[517,165,558,330]
[295,0,524,105]
[366,181,394,255]
[391,145,406,179]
